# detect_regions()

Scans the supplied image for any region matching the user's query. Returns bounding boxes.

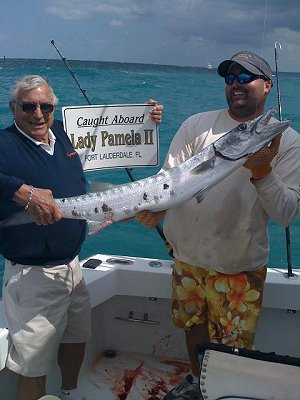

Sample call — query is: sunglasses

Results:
[14,101,55,113]
[225,72,267,86]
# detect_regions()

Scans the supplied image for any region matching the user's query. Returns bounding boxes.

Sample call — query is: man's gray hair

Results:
[9,75,59,105]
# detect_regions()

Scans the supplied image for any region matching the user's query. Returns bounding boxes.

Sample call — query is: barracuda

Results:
[0,108,291,235]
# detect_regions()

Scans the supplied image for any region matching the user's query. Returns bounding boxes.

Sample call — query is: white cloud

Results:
[1,0,299,71]
[109,19,125,28]
[45,0,147,20]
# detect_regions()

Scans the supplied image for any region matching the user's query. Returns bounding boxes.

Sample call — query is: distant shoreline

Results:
[0,57,298,75]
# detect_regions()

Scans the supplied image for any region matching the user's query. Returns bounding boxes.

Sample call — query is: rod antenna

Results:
[274,42,294,278]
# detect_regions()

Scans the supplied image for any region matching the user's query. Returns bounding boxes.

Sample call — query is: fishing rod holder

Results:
[283,272,299,280]
[105,258,164,268]
[115,311,159,325]
[106,257,134,265]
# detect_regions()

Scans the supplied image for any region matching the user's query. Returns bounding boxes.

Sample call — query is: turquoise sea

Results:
[0,58,300,295]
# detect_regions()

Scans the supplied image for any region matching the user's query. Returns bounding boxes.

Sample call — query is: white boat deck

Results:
[77,351,189,400]
[0,254,300,399]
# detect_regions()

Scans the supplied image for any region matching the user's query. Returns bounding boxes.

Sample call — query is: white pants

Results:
[3,257,91,376]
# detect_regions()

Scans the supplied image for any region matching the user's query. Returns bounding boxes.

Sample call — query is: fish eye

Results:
[238,123,247,131]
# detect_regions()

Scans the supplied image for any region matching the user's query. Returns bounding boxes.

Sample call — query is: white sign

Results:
[62,104,159,171]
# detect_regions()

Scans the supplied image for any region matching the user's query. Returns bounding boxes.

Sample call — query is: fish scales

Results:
[0,108,291,235]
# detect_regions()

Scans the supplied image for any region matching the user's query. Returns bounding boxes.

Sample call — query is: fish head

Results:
[214,108,291,160]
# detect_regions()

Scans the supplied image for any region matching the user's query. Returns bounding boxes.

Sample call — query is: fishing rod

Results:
[51,40,91,105]
[274,42,294,278]
[50,40,173,258]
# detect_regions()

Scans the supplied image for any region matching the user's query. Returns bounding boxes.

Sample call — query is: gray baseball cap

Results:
[218,51,272,80]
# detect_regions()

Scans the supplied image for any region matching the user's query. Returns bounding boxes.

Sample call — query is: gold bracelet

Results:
[24,186,34,210]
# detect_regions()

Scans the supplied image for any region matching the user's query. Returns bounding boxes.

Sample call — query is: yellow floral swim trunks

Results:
[171,259,267,349]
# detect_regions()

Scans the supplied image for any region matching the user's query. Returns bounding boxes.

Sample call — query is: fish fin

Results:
[194,186,210,204]
[190,157,215,175]
[87,220,114,236]
[88,180,114,193]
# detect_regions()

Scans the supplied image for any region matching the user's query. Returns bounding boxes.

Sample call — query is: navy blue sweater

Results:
[0,121,87,265]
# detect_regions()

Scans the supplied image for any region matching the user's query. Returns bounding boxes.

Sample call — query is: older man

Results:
[0,75,163,400]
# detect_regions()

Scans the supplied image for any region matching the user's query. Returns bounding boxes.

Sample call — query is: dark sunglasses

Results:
[225,72,267,86]
[14,101,55,113]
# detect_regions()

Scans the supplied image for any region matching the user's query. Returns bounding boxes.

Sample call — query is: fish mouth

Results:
[253,108,291,141]
[213,108,291,161]
[254,108,275,133]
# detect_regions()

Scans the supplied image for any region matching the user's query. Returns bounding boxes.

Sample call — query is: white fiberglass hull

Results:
[0,255,299,399]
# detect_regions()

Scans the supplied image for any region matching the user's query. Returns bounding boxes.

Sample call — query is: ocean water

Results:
[0,58,300,295]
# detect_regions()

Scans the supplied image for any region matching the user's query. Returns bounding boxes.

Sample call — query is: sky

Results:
[0,0,299,72]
